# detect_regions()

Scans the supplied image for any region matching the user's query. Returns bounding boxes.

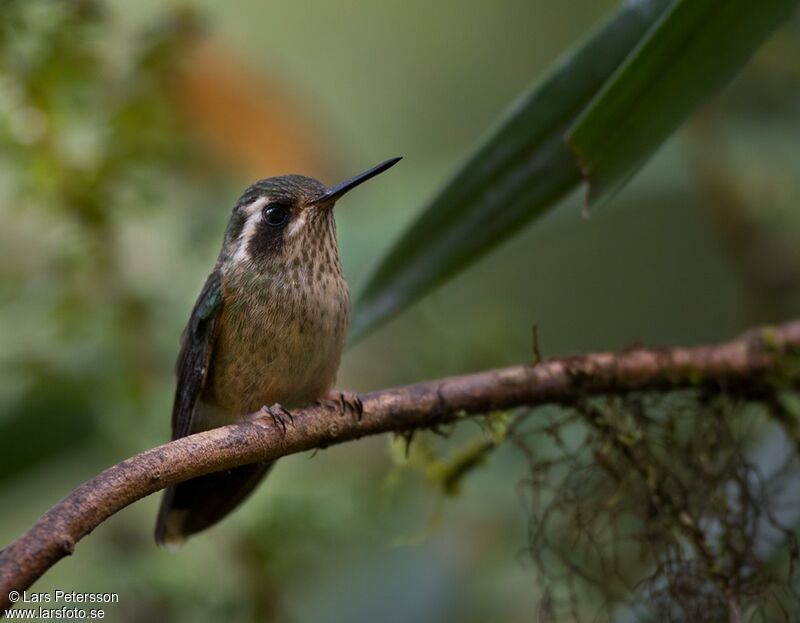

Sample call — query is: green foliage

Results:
[351,0,672,341]
[389,411,511,497]
[0,0,206,473]
[567,0,800,206]
[353,0,799,341]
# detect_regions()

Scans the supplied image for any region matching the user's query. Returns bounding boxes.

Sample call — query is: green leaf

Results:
[566,0,800,206]
[351,0,673,342]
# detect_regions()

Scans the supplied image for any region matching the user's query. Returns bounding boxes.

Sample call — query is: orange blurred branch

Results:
[176,40,329,178]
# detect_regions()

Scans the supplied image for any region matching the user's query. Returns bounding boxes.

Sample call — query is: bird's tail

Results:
[155,461,274,546]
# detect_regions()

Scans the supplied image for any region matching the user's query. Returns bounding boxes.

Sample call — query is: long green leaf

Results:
[351,0,672,342]
[567,0,799,206]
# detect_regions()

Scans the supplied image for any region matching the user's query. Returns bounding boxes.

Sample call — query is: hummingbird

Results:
[155,157,401,545]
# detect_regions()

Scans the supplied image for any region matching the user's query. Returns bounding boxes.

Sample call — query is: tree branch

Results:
[2,320,800,610]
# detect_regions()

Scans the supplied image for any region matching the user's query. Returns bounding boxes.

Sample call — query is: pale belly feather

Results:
[198,270,350,430]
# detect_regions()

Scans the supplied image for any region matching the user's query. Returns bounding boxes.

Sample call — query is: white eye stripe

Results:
[242,196,268,217]
[232,198,268,263]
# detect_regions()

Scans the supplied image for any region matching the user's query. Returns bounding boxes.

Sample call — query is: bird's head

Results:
[220,157,401,272]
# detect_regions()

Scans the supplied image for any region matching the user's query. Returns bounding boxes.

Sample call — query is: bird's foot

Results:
[253,403,294,435]
[316,390,364,420]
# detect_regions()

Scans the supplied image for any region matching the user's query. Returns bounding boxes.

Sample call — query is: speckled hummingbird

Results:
[155,157,401,545]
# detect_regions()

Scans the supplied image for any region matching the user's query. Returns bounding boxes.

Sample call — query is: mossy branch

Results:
[1,319,800,612]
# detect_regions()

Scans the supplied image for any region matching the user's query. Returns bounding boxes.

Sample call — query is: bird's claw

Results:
[336,391,364,420]
[316,390,364,420]
[255,403,294,435]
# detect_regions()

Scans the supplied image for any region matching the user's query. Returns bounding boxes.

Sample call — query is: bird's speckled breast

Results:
[202,258,350,424]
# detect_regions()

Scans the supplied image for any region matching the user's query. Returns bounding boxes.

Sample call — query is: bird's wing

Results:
[171,270,224,440]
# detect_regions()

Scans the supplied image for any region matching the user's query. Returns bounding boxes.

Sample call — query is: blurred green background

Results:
[2,1,799,621]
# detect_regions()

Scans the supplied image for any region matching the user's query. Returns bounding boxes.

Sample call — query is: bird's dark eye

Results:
[263,204,289,227]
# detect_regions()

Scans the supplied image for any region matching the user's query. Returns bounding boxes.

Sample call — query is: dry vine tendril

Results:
[510,390,800,622]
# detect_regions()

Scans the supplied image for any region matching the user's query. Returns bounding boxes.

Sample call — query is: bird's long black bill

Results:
[315,156,402,204]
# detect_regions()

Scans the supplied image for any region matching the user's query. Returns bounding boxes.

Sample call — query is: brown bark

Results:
[1,320,799,611]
